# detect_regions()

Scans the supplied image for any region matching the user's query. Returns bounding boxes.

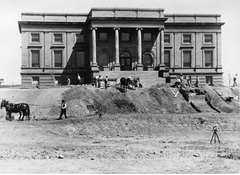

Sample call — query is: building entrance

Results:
[120,51,132,71]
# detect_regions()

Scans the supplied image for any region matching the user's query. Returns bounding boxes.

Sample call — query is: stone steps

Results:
[96,71,166,88]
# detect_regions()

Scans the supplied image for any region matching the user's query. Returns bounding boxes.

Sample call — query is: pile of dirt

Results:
[49,84,239,118]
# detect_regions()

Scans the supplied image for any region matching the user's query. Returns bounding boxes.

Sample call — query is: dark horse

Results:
[0,99,30,121]
[120,77,128,91]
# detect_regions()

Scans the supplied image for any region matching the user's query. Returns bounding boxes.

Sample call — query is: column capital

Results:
[159,28,165,31]
[90,27,97,30]
[136,28,143,31]
[113,27,120,30]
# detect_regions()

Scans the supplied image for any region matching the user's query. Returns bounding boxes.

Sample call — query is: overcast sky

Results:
[0,0,239,85]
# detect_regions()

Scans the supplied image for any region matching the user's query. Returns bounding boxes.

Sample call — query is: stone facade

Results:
[18,8,224,86]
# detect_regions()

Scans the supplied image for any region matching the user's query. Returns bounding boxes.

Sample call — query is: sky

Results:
[0,0,239,85]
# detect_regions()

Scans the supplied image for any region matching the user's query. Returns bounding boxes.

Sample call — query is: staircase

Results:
[95,71,166,88]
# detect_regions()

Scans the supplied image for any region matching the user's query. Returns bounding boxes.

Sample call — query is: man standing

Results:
[233,74,238,87]
[67,76,71,85]
[77,73,81,85]
[105,76,109,89]
[58,100,67,120]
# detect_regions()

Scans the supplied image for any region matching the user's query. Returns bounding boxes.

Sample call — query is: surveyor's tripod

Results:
[210,126,221,144]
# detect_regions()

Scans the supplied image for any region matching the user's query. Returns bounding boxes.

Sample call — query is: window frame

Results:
[204,34,213,44]
[54,50,63,68]
[121,32,130,42]
[53,33,63,44]
[75,50,85,68]
[31,50,40,68]
[182,34,192,44]
[98,32,108,42]
[204,50,213,68]
[31,33,40,43]
[182,50,192,68]
[164,34,171,44]
[76,33,85,43]
[164,50,171,68]
[143,32,152,42]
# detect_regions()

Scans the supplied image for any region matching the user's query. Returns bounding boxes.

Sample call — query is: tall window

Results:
[54,50,62,67]
[204,34,213,43]
[183,51,191,67]
[54,34,62,43]
[143,33,152,41]
[31,33,40,43]
[76,51,85,67]
[164,34,170,43]
[205,51,213,67]
[183,34,191,43]
[31,50,40,67]
[99,33,108,41]
[164,51,170,67]
[121,33,130,41]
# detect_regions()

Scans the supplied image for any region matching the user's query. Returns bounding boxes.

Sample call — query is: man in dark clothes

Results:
[58,100,67,120]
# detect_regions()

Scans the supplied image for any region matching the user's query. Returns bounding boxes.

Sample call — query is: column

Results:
[91,28,98,71]
[159,28,165,69]
[156,29,160,67]
[114,28,120,71]
[137,28,143,70]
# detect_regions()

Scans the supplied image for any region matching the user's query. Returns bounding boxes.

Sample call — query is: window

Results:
[31,33,40,43]
[76,34,84,43]
[206,76,213,84]
[121,33,130,41]
[54,76,62,86]
[143,33,152,41]
[54,50,62,67]
[205,51,213,67]
[76,51,85,68]
[99,33,108,41]
[183,34,191,43]
[204,34,213,43]
[32,77,39,86]
[183,51,191,67]
[54,34,62,43]
[31,50,40,67]
[164,34,170,43]
[164,51,170,67]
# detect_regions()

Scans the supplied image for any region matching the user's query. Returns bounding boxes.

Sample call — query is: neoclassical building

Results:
[18,8,224,86]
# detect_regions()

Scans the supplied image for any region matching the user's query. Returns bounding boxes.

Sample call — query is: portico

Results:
[88,8,167,72]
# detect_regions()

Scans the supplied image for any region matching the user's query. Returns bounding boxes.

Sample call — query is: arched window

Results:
[98,53,108,71]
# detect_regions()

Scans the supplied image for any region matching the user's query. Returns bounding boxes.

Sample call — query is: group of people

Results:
[175,73,200,88]
[66,73,81,86]
[95,75,109,89]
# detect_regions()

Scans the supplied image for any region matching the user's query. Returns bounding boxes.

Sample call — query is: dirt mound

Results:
[49,84,238,119]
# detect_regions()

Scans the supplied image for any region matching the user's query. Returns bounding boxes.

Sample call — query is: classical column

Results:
[137,28,143,71]
[114,28,120,71]
[91,28,98,71]
[159,28,165,69]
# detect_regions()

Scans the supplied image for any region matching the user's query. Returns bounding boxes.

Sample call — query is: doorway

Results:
[120,51,132,71]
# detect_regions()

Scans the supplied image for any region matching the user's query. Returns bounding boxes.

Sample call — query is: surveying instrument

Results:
[210,126,221,144]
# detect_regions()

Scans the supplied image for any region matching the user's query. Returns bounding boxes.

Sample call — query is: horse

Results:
[120,77,128,91]
[126,77,140,90]
[0,99,30,121]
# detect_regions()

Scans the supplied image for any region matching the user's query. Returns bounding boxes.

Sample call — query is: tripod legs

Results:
[210,132,221,144]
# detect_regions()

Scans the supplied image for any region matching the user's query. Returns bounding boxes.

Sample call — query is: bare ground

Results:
[0,85,239,173]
